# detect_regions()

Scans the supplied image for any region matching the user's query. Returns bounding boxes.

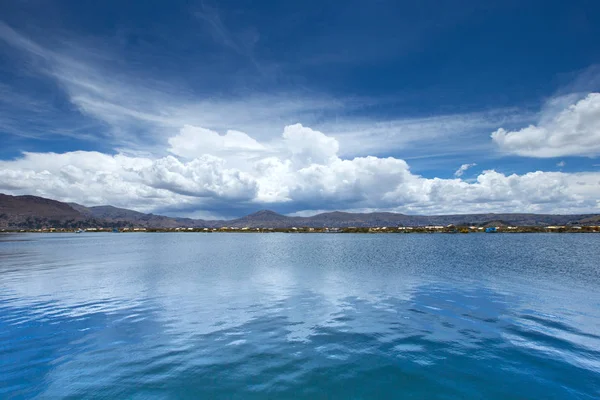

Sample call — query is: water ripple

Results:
[1,233,599,398]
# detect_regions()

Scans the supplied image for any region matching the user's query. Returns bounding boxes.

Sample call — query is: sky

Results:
[1,0,600,219]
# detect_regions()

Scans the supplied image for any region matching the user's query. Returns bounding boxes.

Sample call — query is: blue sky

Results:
[1,0,600,218]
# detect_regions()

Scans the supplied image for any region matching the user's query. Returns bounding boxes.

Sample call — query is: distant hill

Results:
[226,211,598,228]
[227,210,301,228]
[68,203,206,228]
[0,194,90,229]
[1,193,599,230]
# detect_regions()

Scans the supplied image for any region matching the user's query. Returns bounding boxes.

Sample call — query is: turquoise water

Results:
[1,233,599,399]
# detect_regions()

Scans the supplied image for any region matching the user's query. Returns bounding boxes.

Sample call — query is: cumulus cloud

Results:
[557,161,566,167]
[0,151,257,212]
[282,123,339,166]
[454,163,477,177]
[492,93,600,157]
[1,124,599,216]
[137,155,257,200]
[168,125,265,158]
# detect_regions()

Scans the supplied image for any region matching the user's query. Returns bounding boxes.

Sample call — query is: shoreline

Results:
[2,226,599,234]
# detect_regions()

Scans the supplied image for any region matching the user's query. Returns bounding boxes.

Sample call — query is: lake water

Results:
[1,233,599,399]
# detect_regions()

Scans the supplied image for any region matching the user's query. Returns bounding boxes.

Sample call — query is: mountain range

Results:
[1,193,599,230]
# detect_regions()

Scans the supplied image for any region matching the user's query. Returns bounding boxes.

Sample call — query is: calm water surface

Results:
[1,233,599,399]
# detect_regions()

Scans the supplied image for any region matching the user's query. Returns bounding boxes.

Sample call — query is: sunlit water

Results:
[1,233,599,399]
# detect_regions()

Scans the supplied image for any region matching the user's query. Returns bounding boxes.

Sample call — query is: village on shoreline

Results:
[3,224,600,234]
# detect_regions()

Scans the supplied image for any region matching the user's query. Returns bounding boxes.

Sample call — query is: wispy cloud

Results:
[0,20,531,162]
[454,163,477,177]
[194,1,262,71]
[323,109,531,159]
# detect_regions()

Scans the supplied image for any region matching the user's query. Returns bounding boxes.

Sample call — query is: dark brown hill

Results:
[0,194,83,228]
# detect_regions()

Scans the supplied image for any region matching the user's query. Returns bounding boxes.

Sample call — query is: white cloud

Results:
[288,156,414,205]
[0,150,257,212]
[282,123,339,166]
[454,163,477,177]
[1,124,599,216]
[137,155,257,200]
[492,93,600,157]
[557,161,566,167]
[168,125,266,159]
